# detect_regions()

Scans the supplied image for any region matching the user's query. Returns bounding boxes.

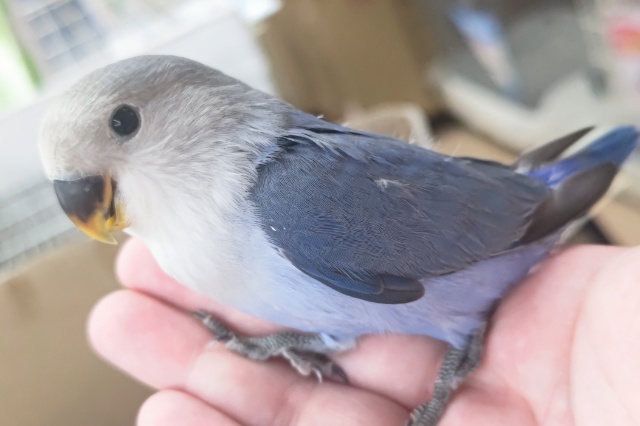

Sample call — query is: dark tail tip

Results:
[514,126,594,172]
[520,163,618,244]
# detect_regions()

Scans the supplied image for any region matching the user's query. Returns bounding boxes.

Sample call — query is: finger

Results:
[572,246,640,424]
[483,245,622,412]
[440,382,537,426]
[335,334,446,407]
[138,390,241,426]
[116,238,446,408]
[88,289,409,426]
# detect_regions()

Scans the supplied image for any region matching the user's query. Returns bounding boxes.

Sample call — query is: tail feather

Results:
[517,126,638,244]
[527,126,638,186]
[515,126,594,172]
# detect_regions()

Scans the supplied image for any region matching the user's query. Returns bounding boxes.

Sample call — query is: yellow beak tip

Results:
[70,217,119,245]
[96,235,119,245]
[56,176,126,245]
[77,229,118,245]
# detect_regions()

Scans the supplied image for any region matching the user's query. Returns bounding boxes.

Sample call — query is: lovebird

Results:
[38,55,638,426]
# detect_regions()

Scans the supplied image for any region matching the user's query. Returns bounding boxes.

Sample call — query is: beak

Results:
[53,175,129,244]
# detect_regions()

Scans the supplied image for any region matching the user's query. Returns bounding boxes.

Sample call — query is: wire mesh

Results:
[0,178,80,275]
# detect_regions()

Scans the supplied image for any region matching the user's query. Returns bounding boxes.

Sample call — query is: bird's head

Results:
[39,55,283,244]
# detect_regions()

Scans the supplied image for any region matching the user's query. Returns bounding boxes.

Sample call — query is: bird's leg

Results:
[192,311,350,383]
[406,327,486,426]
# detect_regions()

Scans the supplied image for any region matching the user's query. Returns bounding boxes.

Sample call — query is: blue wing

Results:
[248,112,551,304]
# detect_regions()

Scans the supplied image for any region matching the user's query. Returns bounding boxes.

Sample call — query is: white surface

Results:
[0,8,274,197]
[434,68,640,206]
[434,70,629,151]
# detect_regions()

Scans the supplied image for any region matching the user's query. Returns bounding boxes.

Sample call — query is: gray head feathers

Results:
[39,55,286,183]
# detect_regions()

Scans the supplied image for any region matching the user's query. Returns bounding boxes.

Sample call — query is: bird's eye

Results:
[110,105,139,137]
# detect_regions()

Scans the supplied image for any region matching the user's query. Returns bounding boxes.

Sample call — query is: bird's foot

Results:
[281,348,349,383]
[192,310,349,383]
[406,328,486,426]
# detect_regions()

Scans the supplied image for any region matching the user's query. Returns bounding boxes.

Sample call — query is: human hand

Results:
[88,238,640,425]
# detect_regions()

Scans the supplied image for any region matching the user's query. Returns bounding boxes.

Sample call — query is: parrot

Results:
[38,55,638,426]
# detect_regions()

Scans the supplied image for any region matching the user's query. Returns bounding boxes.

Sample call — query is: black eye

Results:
[110,105,139,137]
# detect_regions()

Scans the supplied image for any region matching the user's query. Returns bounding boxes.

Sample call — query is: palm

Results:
[88,239,639,425]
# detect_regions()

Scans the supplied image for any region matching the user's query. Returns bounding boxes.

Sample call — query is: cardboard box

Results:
[0,238,151,426]
[256,0,442,120]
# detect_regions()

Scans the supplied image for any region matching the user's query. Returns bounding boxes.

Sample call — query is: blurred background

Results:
[2,0,640,424]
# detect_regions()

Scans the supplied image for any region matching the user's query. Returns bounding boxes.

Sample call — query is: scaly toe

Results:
[191,310,235,342]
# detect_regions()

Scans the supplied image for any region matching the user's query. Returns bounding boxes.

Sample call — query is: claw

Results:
[191,310,234,342]
[281,349,349,384]
[332,364,349,384]
[312,368,324,384]
[190,310,208,321]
